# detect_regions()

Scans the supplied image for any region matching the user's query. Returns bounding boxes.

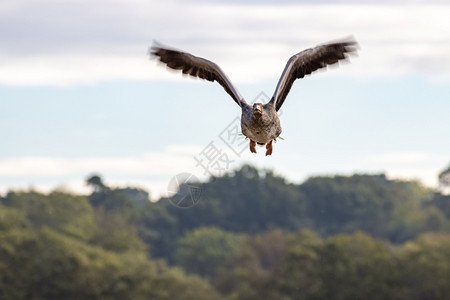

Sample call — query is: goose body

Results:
[151,37,358,155]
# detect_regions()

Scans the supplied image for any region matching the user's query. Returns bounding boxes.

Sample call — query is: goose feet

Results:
[249,140,273,155]
[249,140,257,153]
[265,140,273,156]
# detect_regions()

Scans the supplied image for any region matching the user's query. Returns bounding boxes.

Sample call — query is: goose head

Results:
[253,103,263,117]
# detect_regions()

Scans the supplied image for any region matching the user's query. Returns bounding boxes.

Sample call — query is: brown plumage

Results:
[150,37,358,155]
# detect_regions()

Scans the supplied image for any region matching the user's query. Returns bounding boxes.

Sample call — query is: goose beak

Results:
[253,107,262,116]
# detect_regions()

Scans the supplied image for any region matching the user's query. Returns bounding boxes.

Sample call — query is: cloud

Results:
[356,151,447,186]
[0,147,446,199]
[0,145,204,178]
[0,145,207,198]
[1,1,450,86]
[0,54,181,86]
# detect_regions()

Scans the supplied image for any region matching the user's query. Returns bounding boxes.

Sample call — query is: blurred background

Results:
[1,0,450,299]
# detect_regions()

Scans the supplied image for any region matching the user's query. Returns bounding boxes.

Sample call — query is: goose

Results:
[150,37,358,156]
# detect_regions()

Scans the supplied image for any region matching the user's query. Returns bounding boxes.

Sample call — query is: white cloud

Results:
[0,54,183,86]
[0,145,207,199]
[1,1,450,85]
[356,151,447,187]
[0,148,446,199]
[0,147,201,178]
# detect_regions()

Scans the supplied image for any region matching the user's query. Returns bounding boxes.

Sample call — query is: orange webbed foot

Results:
[265,140,273,156]
[250,140,257,153]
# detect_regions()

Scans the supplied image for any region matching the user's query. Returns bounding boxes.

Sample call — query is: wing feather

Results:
[150,43,245,107]
[272,37,358,111]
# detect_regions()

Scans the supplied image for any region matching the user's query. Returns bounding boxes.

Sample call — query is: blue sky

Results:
[1,0,449,199]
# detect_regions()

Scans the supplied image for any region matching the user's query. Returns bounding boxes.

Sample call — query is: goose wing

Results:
[150,43,246,107]
[271,37,358,112]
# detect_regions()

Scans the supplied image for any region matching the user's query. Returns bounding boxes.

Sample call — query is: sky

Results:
[1,0,449,199]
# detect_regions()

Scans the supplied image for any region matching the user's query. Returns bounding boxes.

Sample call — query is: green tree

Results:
[0,225,223,300]
[176,227,244,279]
[430,192,450,221]
[91,207,147,253]
[86,174,108,192]
[299,174,438,242]
[0,204,29,231]
[134,199,179,261]
[217,229,288,299]
[88,188,134,212]
[438,164,450,189]
[260,230,324,300]
[165,165,309,237]
[2,191,97,241]
[0,227,38,299]
[394,233,450,299]
[314,232,394,300]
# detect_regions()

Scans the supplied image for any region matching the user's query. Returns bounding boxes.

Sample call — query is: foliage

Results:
[1,165,450,299]
[220,231,450,300]
[2,191,97,240]
[216,229,288,299]
[162,165,308,236]
[156,166,448,260]
[299,174,440,242]
[176,227,245,279]
[438,164,450,188]
[0,191,222,300]
[86,174,108,192]
[429,193,450,221]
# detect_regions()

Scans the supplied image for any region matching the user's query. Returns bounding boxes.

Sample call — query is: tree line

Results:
[1,164,450,299]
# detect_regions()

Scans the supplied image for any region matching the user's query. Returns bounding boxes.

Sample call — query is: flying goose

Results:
[150,37,358,156]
